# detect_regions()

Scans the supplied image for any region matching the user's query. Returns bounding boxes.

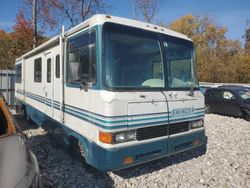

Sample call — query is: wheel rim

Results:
[205,105,210,113]
[78,141,86,159]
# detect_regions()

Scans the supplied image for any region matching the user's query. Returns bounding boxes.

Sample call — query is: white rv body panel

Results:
[15,14,205,171]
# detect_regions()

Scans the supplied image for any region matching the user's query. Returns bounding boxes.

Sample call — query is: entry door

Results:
[44,53,54,117]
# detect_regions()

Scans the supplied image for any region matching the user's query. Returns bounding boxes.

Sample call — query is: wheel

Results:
[242,110,250,121]
[69,138,87,164]
[78,141,86,161]
[205,104,211,114]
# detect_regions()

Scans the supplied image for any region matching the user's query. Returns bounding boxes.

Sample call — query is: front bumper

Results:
[87,129,205,171]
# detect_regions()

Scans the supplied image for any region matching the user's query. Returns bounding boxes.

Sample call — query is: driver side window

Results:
[223,91,234,100]
[67,30,96,85]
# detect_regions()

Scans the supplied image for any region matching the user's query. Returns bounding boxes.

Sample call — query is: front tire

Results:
[242,110,250,121]
[69,138,88,165]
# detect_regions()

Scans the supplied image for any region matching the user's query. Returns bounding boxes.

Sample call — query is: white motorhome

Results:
[15,14,205,171]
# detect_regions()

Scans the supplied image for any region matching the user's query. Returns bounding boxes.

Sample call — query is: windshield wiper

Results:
[188,82,194,96]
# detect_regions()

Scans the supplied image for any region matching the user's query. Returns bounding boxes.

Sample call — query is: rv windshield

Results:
[104,23,198,90]
[163,36,198,89]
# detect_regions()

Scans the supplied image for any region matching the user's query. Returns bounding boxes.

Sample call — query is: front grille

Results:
[136,122,190,141]
[137,124,168,141]
[169,122,189,135]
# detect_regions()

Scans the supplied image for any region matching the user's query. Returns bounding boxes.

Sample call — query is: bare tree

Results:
[32,0,37,48]
[52,0,109,28]
[134,0,160,23]
[24,0,57,48]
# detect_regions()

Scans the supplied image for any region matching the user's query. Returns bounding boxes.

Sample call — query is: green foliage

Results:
[0,11,47,69]
[0,30,14,69]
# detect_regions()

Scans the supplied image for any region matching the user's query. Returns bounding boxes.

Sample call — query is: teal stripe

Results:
[128,114,204,128]
[19,90,204,130]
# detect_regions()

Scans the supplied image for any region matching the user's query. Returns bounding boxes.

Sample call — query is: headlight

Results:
[189,119,204,129]
[115,131,136,143]
[99,131,136,144]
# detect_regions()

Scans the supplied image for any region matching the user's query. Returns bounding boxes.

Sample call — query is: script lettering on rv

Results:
[172,107,195,116]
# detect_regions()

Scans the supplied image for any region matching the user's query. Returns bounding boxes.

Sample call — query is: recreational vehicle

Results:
[15,14,205,171]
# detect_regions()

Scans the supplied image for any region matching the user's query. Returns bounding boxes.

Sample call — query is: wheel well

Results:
[68,135,78,146]
[242,108,250,116]
[68,135,88,162]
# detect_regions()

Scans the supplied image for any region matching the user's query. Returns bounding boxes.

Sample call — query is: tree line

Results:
[0,0,249,83]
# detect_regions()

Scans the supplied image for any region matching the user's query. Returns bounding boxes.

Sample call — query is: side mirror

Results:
[231,96,236,100]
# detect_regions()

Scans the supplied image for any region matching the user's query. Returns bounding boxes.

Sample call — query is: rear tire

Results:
[242,110,250,121]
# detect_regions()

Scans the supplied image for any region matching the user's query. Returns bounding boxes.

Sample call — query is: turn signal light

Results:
[99,132,112,144]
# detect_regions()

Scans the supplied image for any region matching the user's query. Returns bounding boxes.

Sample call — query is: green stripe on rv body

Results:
[19,90,204,130]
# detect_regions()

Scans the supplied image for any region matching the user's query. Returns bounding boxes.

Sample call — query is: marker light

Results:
[99,132,112,144]
[123,156,134,165]
[193,139,201,146]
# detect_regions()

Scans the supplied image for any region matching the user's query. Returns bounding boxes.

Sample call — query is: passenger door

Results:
[208,89,224,114]
[44,53,53,117]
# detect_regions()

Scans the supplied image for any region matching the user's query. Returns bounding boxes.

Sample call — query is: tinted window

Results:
[236,89,250,100]
[47,58,51,83]
[211,90,223,99]
[223,91,234,100]
[104,24,163,89]
[15,64,22,83]
[34,58,42,82]
[56,55,60,78]
[67,30,96,84]
[163,37,198,89]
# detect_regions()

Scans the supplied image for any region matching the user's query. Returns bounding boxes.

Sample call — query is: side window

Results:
[47,58,51,83]
[211,90,223,99]
[15,64,22,83]
[34,58,42,82]
[55,55,60,78]
[67,30,96,84]
[223,91,234,100]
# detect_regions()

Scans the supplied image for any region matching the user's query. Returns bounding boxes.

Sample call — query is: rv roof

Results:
[66,14,190,41]
[16,14,191,61]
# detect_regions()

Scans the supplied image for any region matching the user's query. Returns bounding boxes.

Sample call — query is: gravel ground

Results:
[14,114,250,188]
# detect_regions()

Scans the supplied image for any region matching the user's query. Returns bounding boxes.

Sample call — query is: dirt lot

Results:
[14,114,250,188]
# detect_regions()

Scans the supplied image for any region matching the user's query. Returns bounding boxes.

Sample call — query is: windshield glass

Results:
[103,23,198,90]
[104,24,164,89]
[163,36,198,89]
[236,89,250,100]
